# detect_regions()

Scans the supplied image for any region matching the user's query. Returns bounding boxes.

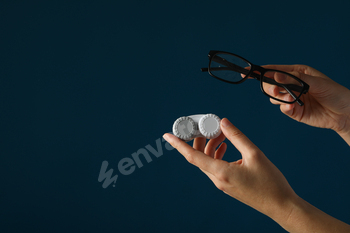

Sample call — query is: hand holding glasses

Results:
[201,51,310,106]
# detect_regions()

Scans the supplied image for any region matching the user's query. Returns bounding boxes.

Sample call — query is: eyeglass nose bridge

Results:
[245,65,266,81]
[249,64,266,74]
[208,50,220,58]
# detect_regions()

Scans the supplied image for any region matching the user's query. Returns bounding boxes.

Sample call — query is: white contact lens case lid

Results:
[172,116,197,141]
[198,114,221,139]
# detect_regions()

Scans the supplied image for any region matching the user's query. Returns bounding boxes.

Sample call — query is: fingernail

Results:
[221,118,232,128]
[163,133,170,142]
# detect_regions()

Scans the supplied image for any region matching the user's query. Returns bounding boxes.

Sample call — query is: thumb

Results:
[220,118,259,159]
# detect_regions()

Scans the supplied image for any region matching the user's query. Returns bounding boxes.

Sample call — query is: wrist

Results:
[273,195,308,232]
[273,195,350,233]
[268,193,302,231]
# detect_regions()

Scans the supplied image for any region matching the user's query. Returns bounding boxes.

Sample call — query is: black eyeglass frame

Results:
[201,50,310,106]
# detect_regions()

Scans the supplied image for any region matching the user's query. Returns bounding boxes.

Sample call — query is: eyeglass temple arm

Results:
[249,72,305,94]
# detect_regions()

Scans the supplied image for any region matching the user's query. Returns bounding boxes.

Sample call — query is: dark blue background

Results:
[1,1,350,232]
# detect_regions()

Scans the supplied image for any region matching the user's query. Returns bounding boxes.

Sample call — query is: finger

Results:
[163,133,228,173]
[270,98,282,105]
[220,118,259,157]
[262,64,299,73]
[214,142,227,160]
[193,137,206,152]
[262,64,328,79]
[270,97,296,115]
[269,97,298,120]
[204,132,226,158]
[264,83,286,100]
[280,103,295,116]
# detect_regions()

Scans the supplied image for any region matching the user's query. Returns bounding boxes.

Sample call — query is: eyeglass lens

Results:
[209,53,251,83]
[262,71,303,103]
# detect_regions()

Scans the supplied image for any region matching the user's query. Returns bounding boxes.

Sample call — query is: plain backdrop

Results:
[1,1,350,232]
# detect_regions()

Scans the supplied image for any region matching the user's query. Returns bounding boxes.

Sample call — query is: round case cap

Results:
[172,116,197,141]
[198,114,221,139]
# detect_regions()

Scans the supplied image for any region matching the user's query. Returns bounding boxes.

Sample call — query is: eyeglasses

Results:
[201,50,310,106]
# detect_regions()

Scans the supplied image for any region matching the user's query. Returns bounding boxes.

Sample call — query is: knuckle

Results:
[216,183,226,192]
[170,140,178,149]
[248,150,264,161]
[295,64,310,74]
[249,149,259,157]
[216,170,230,183]
[185,153,195,164]
[228,129,244,139]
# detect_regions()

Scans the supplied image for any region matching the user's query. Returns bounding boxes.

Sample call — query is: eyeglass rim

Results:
[208,51,253,85]
[259,69,305,104]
